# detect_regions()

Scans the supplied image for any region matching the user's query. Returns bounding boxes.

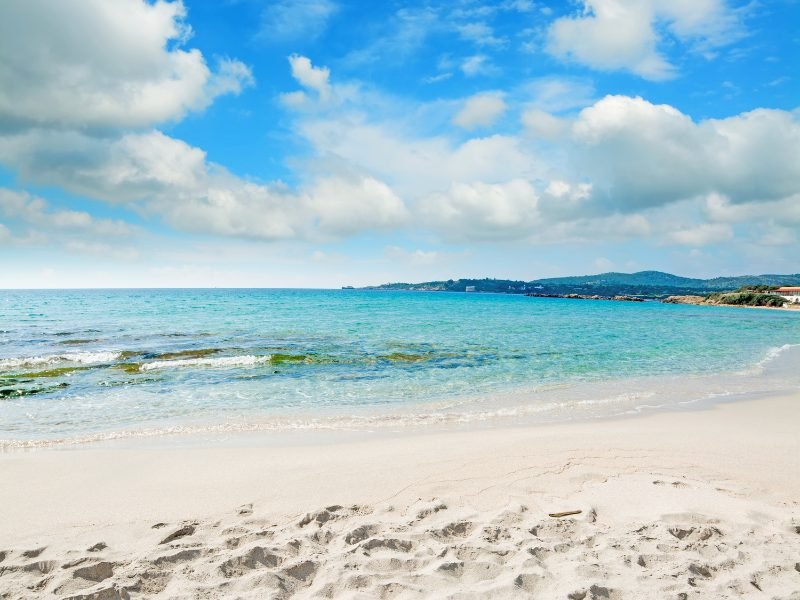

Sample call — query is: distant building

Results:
[465,286,476,292]
[772,287,800,303]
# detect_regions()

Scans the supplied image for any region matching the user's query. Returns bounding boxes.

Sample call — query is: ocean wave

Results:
[0,351,121,370]
[139,355,272,371]
[0,389,671,449]
[738,343,800,375]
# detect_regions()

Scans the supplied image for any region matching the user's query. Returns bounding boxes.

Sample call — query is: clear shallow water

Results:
[1,289,798,447]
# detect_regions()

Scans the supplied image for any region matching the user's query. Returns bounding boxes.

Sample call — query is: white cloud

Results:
[297,118,537,198]
[305,176,409,236]
[288,55,331,101]
[206,57,256,99]
[545,0,744,80]
[534,212,652,244]
[0,0,253,130]
[0,188,135,237]
[668,223,733,246]
[522,108,567,140]
[456,22,505,47]
[341,7,439,68]
[424,72,453,84]
[570,96,800,211]
[453,93,507,129]
[705,192,800,226]
[547,0,672,80]
[279,90,311,109]
[421,179,540,241]
[0,2,794,262]
[461,54,494,77]
[13,90,780,248]
[543,180,592,203]
[0,130,408,242]
[522,77,596,112]
[258,0,338,42]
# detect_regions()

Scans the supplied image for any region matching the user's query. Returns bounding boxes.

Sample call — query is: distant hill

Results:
[535,271,800,290]
[534,271,706,288]
[362,271,800,298]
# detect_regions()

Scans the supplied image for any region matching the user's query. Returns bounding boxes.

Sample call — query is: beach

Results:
[2,392,799,599]
[3,0,800,597]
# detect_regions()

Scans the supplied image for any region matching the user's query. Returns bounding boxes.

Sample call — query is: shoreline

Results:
[2,392,799,597]
[4,341,799,452]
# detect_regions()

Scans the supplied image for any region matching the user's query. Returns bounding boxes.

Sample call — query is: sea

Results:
[1,289,799,448]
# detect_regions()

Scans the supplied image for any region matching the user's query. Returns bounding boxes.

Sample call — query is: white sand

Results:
[1,395,799,599]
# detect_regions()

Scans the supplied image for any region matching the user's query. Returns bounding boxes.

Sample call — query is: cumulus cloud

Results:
[522,108,567,140]
[0,188,135,236]
[0,0,794,259]
[421,180,539,241]
[453,93,507,129]
[298,118,537,198]
[570,95,800,210]
[305,176,409,236]
[0,130,408,241]
[287,55,332,101]
[546,0,744,80]
[704,192,800,227]
[283,82,799,245]
[0,0,253,130]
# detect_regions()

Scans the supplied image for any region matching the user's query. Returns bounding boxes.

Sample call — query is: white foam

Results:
[739,343,800,375]
[0,351,121,370]
[139,355,271,371]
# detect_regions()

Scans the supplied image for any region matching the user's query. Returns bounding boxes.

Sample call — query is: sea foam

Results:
[139,355,271,371]
[0,351,121,370]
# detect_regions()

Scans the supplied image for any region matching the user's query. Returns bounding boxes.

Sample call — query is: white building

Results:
[772,287,800,303]
[465,286,476,292]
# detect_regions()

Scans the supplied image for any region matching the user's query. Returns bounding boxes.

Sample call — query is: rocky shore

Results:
[525,293,645,302]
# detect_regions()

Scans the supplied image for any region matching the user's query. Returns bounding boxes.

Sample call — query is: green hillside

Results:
[362,271,800,298]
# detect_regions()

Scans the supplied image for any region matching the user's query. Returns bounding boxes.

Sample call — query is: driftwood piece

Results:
[548,510,582,518]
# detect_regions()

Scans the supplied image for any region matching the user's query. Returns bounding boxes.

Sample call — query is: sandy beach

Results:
[2,394,799,599]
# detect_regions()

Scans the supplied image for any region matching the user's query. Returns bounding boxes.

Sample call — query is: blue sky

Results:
[0,0,798,288]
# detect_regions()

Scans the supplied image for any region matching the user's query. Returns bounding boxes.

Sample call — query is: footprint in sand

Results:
[152,548,203,566]
[360,538,413,553]
[283,559,318,583]
[72,561,115,583]
[22,546,46,559]
[219,546,283,577]
[345,524,378,545]
[159,523,196,545]
[432,521,473,539]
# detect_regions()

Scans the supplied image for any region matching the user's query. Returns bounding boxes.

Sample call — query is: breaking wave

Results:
[139,355,272,371]
[0,351,121,370]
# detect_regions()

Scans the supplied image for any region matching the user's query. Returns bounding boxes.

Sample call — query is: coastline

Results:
[2,392,799,598]
[4,340,799,451]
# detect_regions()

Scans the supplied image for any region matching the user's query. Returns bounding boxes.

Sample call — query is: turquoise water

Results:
[1,289,799,446]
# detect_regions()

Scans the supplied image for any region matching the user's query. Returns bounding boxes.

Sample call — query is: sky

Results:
[0,0,798,288]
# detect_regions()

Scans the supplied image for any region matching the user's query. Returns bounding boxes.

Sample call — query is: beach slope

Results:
[2,394,799,598]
